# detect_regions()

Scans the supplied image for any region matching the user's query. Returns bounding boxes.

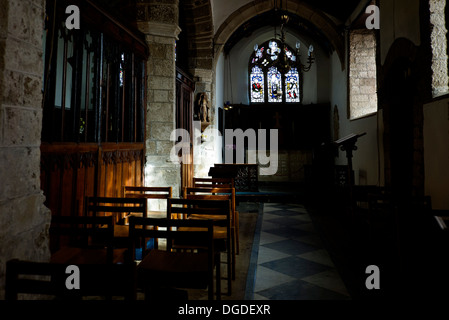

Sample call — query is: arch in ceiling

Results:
[178,0,215,72]
[213,0,345,69]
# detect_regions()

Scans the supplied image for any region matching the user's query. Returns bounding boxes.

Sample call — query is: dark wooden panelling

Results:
[41,143,144,219]
[176,68,195,190]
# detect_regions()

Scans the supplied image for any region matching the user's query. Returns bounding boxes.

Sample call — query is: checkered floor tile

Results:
[253,203,350,300]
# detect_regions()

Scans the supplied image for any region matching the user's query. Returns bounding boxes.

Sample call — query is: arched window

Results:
[249,39,302,104]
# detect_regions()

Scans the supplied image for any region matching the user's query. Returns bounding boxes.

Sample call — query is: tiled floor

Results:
[252,203,350,300]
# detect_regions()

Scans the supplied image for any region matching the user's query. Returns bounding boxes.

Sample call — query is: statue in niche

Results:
[333,105,340,141]
[195,92,210,123]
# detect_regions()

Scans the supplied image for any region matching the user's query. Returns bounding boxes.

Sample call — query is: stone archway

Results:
[180,0,214,73]
[178,0,215,99]
[213,0,345,69]
[173,1,348,179]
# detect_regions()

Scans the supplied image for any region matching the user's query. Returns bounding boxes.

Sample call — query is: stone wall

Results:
[0,0,51,299]
[349,30,378,120]
[429,0,448,97]
[137,0,219,193]
[137,0,182,204]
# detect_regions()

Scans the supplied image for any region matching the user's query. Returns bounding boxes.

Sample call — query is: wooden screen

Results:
[176,68,195,190]
[41,0,148,218]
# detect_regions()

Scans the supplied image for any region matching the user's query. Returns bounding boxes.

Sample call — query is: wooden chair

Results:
[123,186,172,218]
[49,215,122,264]
[5,259,136,300]
[193,177,234,189]
[190,180,240,254]
[170,197,233,296]
[128,216,219,300]
[183,187,238,281]
[85,196,147,249]
[193,178,240,255]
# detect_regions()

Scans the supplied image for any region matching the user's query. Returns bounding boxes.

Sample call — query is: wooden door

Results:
[176,68,195,190]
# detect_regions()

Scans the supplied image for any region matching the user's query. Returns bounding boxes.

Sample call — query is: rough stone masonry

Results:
[0,0,51,299]
[349,29,378,119]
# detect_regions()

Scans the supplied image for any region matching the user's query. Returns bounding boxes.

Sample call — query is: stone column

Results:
[136,0,182,205]
[0,0,51,298]
[429,0,449,97]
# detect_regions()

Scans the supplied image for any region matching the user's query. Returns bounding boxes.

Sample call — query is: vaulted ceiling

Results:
[301,0,364,22]
[212,0,370,55]
[98,0,368,36]
[96,0,371,70]
[211,0,366,35]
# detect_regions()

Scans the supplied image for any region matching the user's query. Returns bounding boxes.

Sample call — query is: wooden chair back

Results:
[193,177,234,189]
[50,215,114,240]
[183,187,236,216]
[169,197,233,295]
[123,186,172,200]
[5,259,136,300]
[50,215,115,263]
[128,216,218,300]
[85,196,147,222]
[123,186,172,219]
[169,198,231,227]
[183,187,238,255]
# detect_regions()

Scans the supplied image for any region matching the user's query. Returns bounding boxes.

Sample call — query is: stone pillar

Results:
[137,0,182,205]
[0,0,51,298]
[429,0,449,97]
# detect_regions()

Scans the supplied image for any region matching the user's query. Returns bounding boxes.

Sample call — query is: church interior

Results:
[1,0,449,302]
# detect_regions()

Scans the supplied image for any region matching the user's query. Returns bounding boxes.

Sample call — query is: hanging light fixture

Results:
[224,56,234,111]
[253,1,315,74]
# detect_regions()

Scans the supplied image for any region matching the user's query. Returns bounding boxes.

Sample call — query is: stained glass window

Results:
[119,53,125,87]
[268,41,280,61]
[285,67,300,103]
[250,66,264,103]
[267,67,282,103]
[248,39,302,104]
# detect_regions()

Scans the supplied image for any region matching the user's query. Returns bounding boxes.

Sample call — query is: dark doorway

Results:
[384,58,414,200]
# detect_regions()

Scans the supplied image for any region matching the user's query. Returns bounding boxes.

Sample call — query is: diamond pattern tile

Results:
[262,239,317,256]
[261,256,329,278]
[263,226,311,238]
[254,265,297,292]
[301,270,350,297]
[250,203,350,300]
[266,209,300,217]
[258,231,288,246]
[257,279,350,300]
[257,246,291,264]
[267,216,307,226]
[298,249,335,267]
